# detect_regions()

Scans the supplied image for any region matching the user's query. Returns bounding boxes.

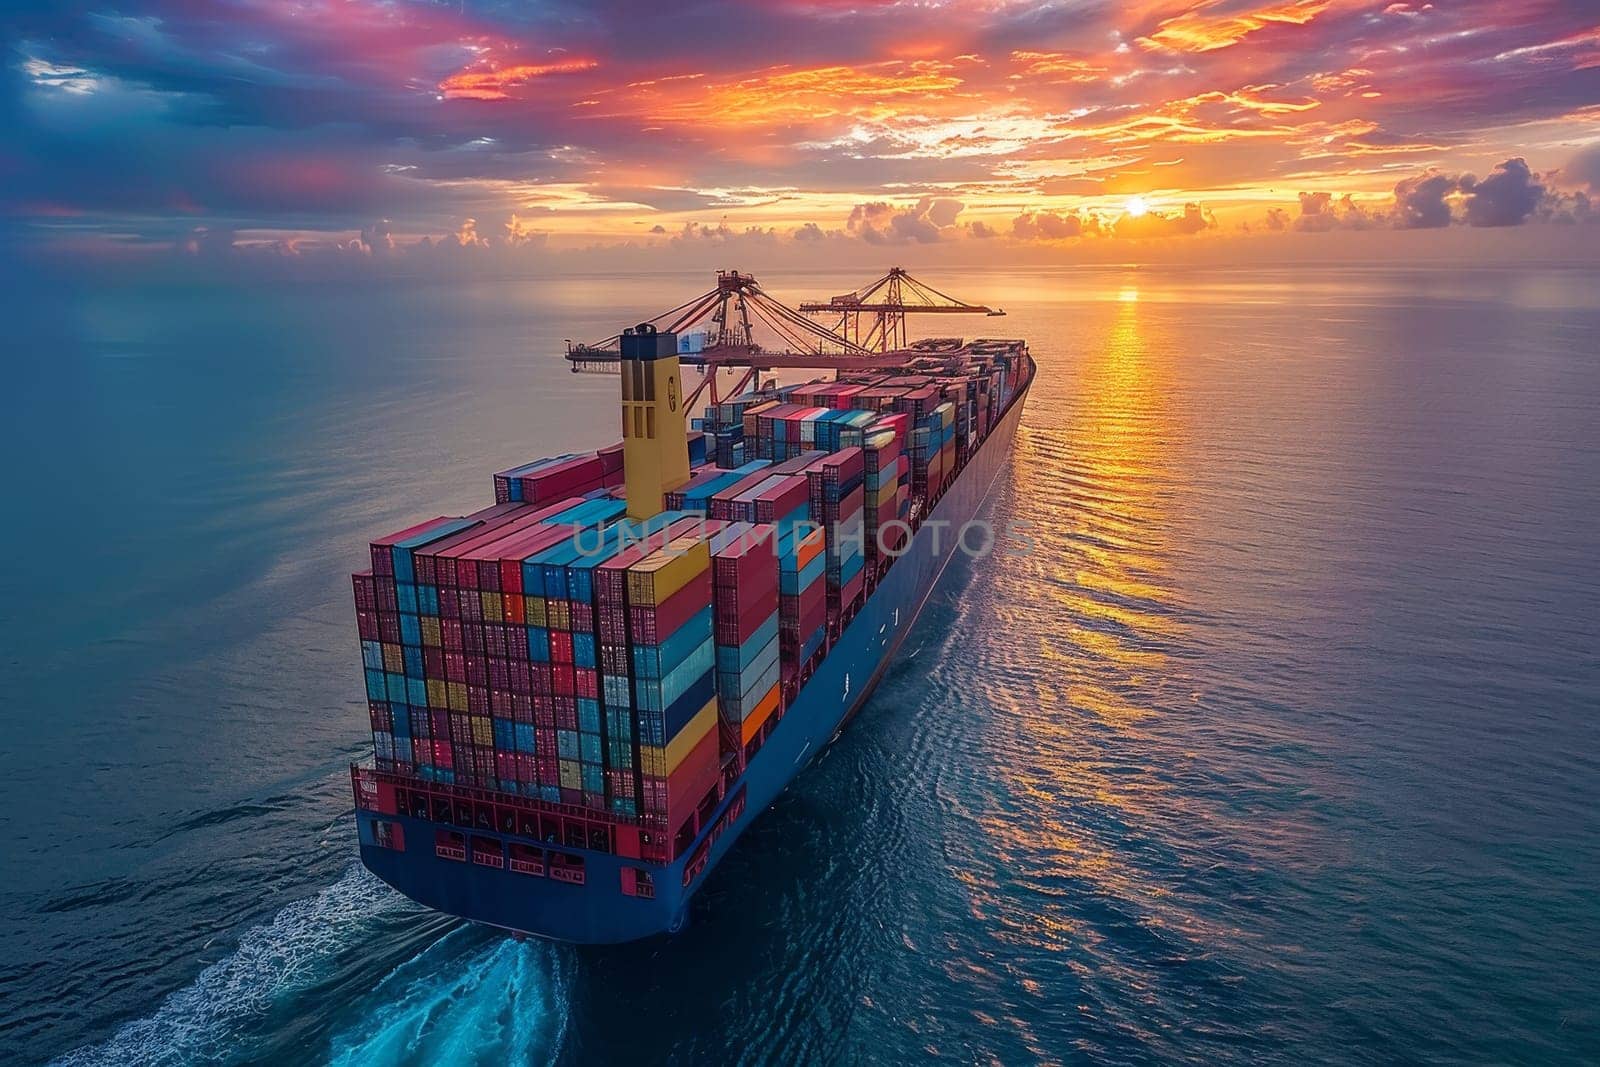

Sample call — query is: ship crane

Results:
[564,270,926,414]
[797,266,1004,353]
[565,270,868,370]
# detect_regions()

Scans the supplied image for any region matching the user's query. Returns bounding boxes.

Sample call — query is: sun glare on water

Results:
[1124,197,1150,218]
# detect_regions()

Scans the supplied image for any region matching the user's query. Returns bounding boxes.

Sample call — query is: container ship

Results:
[350,269,1034,943]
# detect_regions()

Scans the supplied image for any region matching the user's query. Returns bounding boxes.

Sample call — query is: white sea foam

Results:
[326,936,568,1066]
[52,867,404,1066]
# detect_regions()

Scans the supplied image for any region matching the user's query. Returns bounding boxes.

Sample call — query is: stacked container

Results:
[808,447,867,619]
[594,515,705,818]
[625,535,722,839]
[711,524,782,746]
[494,453,607,505]
[777,524,827,685]
[397,500,591,788]
[862,424,909,563]
[356,338,1029,863]
[909,402,958,500]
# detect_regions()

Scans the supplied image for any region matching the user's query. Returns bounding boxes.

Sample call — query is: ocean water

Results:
[2,266,1597,1065]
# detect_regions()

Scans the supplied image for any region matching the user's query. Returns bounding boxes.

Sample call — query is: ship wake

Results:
[52,865,570,1066]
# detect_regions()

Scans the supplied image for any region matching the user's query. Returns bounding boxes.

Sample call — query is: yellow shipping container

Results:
[524,596,547,628]
[481,590,502,623]
[447,682,468,712]
[420,616,441,647]
[558,760,582,789]
[626,537,710,606]
[426,679,447,708]
[549,601,571,631]
[639,698,717,777]
[381,642,404,673]
[471,717,492,746]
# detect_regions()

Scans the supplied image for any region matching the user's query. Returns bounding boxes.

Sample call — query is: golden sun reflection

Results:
[948,288,1203,962]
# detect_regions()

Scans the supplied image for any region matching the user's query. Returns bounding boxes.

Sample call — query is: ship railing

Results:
[352,762,671,833]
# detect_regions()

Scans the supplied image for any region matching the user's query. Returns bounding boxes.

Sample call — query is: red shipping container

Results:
[518,455,605,504]
[709,470,780,521]
[666,727,723,840]
[629,569,712,644]
[753,475,810,524]
[716,600,779,647]
[713,525,779,590]
[551,664,575,696]
[352,572,376,611]
[422,506,542,585]
[356,610,378,641]
[553,698,577,730]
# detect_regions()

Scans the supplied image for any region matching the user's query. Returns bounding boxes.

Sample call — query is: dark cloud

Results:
[664,221,780,247]
[1393,172,1457,229]
[792,222,826,241]
[1011,210,1094,240]
[1290,192,1385,232]
[1459,158,1544,227]
[359,219,395,255]
[846,198,964,244]
[1294,192,1338,233]
[1265,207,1289,231]
[1539,190,1595,226]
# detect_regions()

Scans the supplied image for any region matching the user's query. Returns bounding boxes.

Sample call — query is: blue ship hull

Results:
[357,367,1030,943]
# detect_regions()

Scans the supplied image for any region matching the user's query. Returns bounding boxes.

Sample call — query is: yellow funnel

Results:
[619,325,691,519]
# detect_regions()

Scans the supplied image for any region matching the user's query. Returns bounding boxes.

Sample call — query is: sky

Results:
[4,0,1599,272]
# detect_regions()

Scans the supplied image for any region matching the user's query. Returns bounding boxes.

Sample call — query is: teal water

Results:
[2,267,1597,1064]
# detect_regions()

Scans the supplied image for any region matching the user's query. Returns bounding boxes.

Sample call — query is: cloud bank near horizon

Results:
[4,0,1597,269]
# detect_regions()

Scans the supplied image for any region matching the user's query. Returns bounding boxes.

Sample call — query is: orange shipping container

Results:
[740,684,783,744]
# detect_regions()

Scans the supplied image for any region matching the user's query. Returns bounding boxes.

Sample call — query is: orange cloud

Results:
[1142,0,1343,52]
[628,61,969,126]
[1009,51,1109,83]
[440,59,598,101]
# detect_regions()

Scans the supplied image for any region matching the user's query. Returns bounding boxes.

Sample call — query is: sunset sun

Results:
[1125,197,1150,218]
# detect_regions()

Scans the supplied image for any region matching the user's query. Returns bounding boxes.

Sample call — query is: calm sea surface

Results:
[2,266,1597,1065]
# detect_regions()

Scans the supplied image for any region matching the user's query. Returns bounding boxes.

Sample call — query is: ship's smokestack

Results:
[619,323,691,519]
